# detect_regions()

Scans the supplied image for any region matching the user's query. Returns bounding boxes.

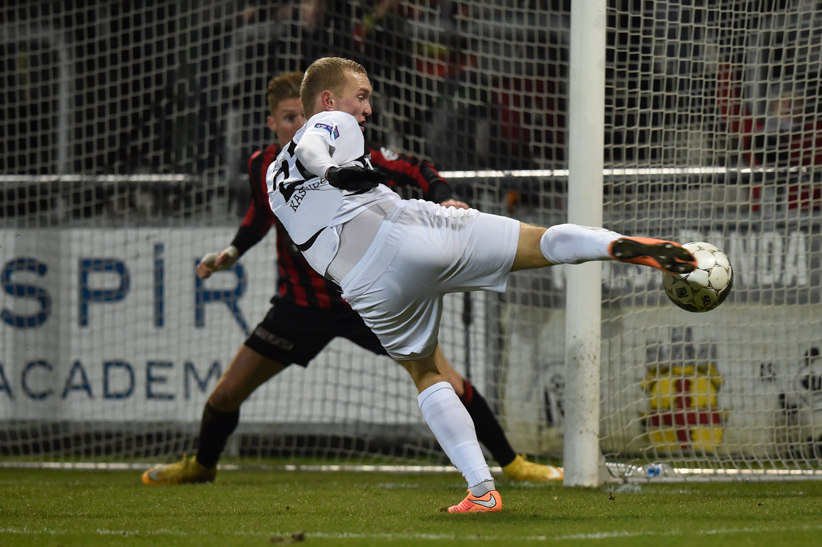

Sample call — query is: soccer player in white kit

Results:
[267,57,697,513]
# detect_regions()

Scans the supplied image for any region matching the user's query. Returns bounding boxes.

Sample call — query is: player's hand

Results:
[197,246,240,279]
[325,166,387,192]
[440,199,470,210]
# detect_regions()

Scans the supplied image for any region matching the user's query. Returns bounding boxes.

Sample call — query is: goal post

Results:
[565,0,606,487]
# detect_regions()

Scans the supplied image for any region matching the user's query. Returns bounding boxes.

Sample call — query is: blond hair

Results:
[266,71,303,117]
[301,57,368,117]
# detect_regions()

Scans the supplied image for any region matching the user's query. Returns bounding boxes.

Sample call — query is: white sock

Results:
[539,223,623,264]
[418,382,494,490]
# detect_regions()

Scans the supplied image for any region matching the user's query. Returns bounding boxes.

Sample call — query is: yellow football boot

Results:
[502,454,563,482]
[141,454,216,485]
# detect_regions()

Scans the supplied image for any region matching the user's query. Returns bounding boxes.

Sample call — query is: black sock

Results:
[195,403,240,468]
[460,379,517,467]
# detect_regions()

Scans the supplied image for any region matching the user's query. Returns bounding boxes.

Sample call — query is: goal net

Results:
[3,1,822,480]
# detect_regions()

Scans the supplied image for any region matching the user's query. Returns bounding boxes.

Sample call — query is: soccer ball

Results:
[662,242,733,313]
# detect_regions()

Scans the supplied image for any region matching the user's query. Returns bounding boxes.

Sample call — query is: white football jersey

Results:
[266,110,399,275]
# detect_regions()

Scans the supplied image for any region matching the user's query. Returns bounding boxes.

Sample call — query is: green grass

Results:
[2,467,822,546]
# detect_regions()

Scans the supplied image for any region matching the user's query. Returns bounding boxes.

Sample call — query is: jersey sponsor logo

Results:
[314,122,339,138]
[469,492,498,508]
[379,146,399,161]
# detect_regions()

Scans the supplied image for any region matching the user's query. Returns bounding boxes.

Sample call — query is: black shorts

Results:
[243,298,389,367]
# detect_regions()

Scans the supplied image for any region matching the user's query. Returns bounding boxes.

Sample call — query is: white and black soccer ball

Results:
[662,242,733,313]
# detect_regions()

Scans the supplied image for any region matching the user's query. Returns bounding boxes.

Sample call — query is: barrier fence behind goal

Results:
[4,1,822,481]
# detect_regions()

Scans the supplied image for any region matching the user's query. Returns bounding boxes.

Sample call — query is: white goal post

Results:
[564,0,606,487]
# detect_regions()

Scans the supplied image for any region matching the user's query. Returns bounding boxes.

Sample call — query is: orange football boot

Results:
[447,489,502,513]
[609,237,697,275]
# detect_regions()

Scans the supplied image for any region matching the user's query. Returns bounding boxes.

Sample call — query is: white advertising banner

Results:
[1,228,275,422]
[0,228,483,428]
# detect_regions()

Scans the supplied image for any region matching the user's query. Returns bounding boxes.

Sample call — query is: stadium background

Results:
[3,1,822,478]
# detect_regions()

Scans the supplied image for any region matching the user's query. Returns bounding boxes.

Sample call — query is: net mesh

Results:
[3,1,822,478]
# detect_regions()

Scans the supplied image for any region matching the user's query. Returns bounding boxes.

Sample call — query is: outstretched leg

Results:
[512,223,696,274]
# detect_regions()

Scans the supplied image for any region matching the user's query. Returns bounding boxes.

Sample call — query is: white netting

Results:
[3,1,822,479]
[593,0,822,478]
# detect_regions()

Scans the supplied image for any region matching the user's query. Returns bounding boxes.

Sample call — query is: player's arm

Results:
[368,146,468,209]
[296,114,386,190]
[197,150,276,280]
[296,134,338,179]
[297,133,386,190]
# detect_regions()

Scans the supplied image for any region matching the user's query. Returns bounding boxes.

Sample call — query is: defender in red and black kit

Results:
[142,71,563,486]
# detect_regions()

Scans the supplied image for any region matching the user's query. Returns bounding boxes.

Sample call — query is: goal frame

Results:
[564,0,606,487]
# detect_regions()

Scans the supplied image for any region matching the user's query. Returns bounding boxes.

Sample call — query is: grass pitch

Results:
[2,466,822,546]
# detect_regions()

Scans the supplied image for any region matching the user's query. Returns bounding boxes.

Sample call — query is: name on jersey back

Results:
[288,180,324,212]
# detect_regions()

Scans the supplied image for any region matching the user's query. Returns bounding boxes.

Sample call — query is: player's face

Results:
[335,71,373,132]
[267,98,306,147]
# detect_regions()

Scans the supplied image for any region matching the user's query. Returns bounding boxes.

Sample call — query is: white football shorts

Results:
[339,199,520,360]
